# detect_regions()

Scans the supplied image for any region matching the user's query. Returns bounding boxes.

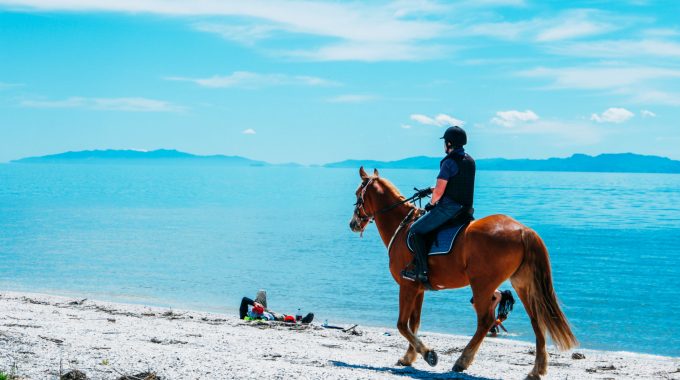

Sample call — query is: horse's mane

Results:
[374,176,414,208]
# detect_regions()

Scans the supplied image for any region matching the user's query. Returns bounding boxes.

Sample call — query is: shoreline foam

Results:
[1,291,677,379]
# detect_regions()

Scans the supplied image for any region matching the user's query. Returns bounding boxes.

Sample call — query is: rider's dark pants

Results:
[408,200,462,273]
[409,200,463,237]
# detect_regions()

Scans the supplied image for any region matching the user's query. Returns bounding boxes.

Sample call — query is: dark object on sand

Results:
[496,290,515,320]
[60,370,87,380]
[571,352,586,360]
[116,372,160,380]
[301,312,314,324]
[68,298,87,306]
[322,324,344,330]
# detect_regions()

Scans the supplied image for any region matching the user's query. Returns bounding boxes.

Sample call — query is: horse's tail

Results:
[516,228,578,351]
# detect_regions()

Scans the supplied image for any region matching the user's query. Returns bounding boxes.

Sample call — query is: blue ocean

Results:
[1,164,679,356]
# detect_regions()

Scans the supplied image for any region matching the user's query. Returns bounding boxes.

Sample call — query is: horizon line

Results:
[5,148,677,166]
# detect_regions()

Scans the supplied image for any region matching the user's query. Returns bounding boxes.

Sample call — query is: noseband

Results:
[353,178,376,236]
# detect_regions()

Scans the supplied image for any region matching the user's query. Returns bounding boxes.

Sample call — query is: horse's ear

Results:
[359,166,369,179]
[373,168,379,177]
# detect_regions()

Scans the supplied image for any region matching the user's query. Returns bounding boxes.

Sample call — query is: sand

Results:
[0,291,678,379]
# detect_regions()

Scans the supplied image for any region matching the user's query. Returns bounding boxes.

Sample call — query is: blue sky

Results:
[1,0,679,164]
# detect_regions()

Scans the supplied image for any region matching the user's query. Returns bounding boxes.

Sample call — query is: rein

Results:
[354,178,423,237]
[386,208,419,254]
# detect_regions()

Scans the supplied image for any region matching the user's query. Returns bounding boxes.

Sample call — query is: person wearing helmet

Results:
[401,125,476,285]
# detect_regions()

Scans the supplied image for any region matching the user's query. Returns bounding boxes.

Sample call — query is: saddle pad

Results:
[407,222,468,256]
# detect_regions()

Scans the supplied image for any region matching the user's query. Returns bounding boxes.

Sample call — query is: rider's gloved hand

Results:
[424,203,435,212]
[415,187,433,198]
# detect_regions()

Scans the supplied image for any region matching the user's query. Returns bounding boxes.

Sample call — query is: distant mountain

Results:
[13,150,680,173]
[325,153,680,174]
[12,149,273,166]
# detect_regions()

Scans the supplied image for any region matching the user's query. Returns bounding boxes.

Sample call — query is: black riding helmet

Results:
[440,125,467,147]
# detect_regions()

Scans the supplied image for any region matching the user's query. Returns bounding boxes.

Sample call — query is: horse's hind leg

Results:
[511,277,548,378]
[453,283,496,372]
[397,291,424,366]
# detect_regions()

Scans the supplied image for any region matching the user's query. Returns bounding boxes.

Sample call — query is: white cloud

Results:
[20,97,86,108]
[590,107,634,123]
[536,21,609,42]
[465,20,532,41]
[549,39,680,59]
[242,128,256,135]
[401,124,413,129]
[535,13,616,42]
[519,66,680,90]
[491,110,539,127]
[642,28,680,37]
[410,113,464,127]
[641,109,656,118]
[466,9,622,42]
[0,82,23,90]
[192,23,278,45]
[326,94,377,103]
[629,90,680,106]
[1,0,450,61]
[284,42,447,62]
[410,114,438,126]
[166,71,338,88]
[435,113,464,126]
[19,97,182,112]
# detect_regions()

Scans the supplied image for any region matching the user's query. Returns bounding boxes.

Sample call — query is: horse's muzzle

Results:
[349,217,362,233]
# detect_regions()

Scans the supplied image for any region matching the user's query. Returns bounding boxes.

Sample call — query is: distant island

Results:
[11,150,680,174]
[11,149,299,167]
[324,153,680,174]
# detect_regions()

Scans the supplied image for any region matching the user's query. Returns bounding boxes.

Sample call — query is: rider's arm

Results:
[430,179,447,205]
[431,158,457,205]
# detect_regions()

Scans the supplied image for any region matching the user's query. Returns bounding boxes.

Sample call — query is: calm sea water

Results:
[1,164,679,356]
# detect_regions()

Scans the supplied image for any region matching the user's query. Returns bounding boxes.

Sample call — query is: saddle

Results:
[407,208,474,256]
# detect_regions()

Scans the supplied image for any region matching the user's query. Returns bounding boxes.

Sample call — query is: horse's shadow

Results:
[329,360,497,380]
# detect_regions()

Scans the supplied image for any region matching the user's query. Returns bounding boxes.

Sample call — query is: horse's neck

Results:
[373,200,413,248]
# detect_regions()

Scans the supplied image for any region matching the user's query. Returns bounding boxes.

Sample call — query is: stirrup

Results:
[401,268,418,282]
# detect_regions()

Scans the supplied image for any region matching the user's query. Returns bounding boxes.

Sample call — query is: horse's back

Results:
[456,214,527,282]
[466,214,525,242]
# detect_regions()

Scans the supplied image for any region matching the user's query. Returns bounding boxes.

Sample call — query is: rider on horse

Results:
[401,125,476,284]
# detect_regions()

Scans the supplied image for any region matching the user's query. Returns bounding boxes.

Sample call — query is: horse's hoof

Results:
[525,374,541,380]
[452,363,465,372]
[396,359,411,367]
[424,350,438,367]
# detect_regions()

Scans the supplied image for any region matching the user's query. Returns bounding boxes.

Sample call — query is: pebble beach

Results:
[1,291,678,379]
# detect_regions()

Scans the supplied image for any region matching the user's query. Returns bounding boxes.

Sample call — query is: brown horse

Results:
[349,167,577,379]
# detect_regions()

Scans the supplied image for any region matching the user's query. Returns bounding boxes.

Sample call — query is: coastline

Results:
[1,291,677,379]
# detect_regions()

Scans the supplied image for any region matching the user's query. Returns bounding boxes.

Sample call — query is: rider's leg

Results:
[402,203,461,282]
[402,233,429,282]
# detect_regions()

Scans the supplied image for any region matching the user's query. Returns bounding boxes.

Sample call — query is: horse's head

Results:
[349,166,383,234]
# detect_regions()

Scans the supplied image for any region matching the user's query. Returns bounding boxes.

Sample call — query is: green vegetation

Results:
[0,364,19,380]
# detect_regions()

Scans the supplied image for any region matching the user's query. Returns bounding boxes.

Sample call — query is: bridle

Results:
[353,177,424,237]
[353,178,377,236]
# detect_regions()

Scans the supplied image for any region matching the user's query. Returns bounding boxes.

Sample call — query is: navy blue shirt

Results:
[437,148,465,181]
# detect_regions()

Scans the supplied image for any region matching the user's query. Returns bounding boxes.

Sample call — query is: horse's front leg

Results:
[396,285,438,367]
[397,290,424,366]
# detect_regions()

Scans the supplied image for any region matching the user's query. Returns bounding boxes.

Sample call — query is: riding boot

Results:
[401,234,429,283]
[412,233,430,283]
